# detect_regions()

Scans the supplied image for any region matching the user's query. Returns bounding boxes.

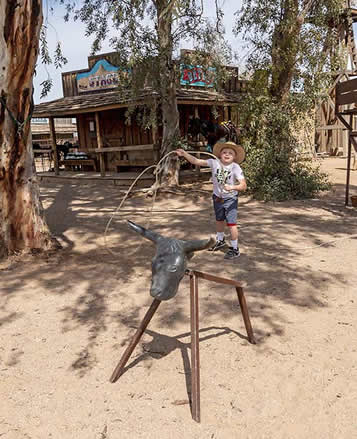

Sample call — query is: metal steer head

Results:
[128,220,214,301]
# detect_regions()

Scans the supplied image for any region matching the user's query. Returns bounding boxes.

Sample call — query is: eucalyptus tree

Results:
[0,0,61,257]
[61,0,228,186]
[231,0,344,201]
[235,0,346,104]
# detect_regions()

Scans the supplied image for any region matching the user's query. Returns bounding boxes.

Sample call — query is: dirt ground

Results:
[1,157,357,439]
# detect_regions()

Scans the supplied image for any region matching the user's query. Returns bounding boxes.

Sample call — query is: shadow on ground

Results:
[1,169,356,376]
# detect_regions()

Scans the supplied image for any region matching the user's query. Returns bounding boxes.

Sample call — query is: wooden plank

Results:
[336,90,357,106]
[316,125,346,130]
[60,159,97,171]
[336,77,357,94]
[95,112,105,177]
[189,270,244,288]
[49,117,59,175]
[88,144,154,153]
[61,159,96,165]
[33,149,52,153]
[337,108,357,115]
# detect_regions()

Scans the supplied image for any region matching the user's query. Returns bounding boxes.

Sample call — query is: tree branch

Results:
[298,0,316,23]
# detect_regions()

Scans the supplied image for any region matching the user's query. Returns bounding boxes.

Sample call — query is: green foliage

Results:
[239,95,331,201]
[39,23,68,97]
[235,0,346,98]
[232,0,343,200]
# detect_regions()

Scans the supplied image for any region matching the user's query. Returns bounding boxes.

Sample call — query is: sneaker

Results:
[208,239,226,252]
[224,247,240,260]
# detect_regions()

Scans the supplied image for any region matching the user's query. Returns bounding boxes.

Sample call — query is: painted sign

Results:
[31,118,48,124]
[180,64,216,87]
[76,59,120,93]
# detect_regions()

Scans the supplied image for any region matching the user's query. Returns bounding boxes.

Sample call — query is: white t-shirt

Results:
[207,159,245,198]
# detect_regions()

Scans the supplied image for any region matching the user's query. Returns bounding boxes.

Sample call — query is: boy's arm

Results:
[176,149,209,167]
[224,178,247,192]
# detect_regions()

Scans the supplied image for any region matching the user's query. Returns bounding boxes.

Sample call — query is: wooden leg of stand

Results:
[110,298,161,383]
[190,273,200,423]
[236,287,256,344]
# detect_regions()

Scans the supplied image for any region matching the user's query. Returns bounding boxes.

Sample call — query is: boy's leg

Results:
[209,196,227,251]
[209,220,226,251]
[224,198,240,259]
[228,224,238,242]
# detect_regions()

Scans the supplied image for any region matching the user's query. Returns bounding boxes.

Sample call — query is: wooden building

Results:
[33,51,248,177]
[31,118,77,148]
[315,2,357,163]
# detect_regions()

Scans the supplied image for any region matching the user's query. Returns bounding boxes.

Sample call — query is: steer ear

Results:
[182,237,215,254]
[127,220,162,243]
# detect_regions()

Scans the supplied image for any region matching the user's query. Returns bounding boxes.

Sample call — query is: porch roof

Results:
[33,88,242,118]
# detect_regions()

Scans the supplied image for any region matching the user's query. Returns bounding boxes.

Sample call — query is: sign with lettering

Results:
[76,59,120,93]
[180,64,216,87]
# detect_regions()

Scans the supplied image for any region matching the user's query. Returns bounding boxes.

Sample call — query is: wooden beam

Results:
[49,117,59,175]
[95,112,105,177]
[88,144,154,153]
[336,90,357,106]
[316,125,346,130]
[336,77,357,94]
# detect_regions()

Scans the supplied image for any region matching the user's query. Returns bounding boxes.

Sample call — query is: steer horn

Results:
[127,220,161,243]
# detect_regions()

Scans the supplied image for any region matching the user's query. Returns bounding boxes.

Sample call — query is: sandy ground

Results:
[1,157,357,438]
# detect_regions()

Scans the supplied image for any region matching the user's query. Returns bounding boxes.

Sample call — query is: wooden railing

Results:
[87,143,160,175]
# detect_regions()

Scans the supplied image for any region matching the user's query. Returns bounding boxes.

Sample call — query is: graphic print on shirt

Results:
[215,167,232,185]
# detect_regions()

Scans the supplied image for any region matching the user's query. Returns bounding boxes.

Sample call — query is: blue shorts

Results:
[212,194,238,226]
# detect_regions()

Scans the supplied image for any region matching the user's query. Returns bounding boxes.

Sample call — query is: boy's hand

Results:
[176,149,185,157]
[224,184,234,191]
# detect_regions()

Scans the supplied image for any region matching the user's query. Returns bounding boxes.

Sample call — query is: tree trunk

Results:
[0,0,56,256]
[154,0,181,187]
[270,0,302,103]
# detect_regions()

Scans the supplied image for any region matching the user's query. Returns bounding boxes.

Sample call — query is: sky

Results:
[34,0,244,104]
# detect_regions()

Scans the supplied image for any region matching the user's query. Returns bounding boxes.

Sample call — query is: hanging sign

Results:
[76,59,120,93]
[180,64,216,87]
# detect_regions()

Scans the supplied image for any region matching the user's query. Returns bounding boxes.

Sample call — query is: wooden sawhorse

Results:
[110,269,256,423]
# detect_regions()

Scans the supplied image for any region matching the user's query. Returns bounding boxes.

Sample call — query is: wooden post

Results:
[194,106,201,174]
[49,117,59,175]
[110,299,161,383]
[236,287,256,344]
[224,106,229,121]
[190,272,200,423]
[110,270,255,423]
[152,124,159,163]
[345,114,352,206]
[95,112,105,177]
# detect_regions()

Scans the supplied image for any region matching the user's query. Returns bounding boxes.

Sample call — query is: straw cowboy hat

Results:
[213,141,246,164]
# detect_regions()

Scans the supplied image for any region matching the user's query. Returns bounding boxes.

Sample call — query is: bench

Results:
[60,159,97,171]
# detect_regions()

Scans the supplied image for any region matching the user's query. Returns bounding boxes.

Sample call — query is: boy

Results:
[176,141,246,260]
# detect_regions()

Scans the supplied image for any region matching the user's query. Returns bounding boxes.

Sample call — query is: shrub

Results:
[239,95,331,201]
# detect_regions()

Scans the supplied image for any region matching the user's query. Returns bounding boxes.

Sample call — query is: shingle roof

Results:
[33,88,243,117]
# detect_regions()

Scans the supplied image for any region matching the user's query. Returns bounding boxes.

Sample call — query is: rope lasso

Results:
[104,151,356,258]
[104,150,219,257]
